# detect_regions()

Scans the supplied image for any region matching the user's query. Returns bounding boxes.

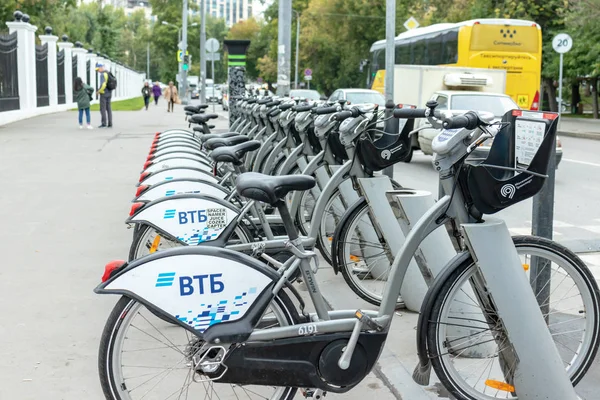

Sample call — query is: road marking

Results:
[582,226,600,234]
[562,158,600,168]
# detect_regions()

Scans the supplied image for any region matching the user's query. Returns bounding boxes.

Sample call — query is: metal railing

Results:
[57,49,65,104]
[36,43,49,107]
[0,31,19,111]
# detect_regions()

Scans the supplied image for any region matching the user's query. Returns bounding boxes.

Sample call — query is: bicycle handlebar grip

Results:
[246,98,257,104]
[266,101,281,107]
[268,108,281,117]
[442,111,479,130]
[279,103,294,111]
[333,110,354,121]
[292,104,314,112]
[314,106,339,115]
[393,108,427,118]
[257,97,272,104]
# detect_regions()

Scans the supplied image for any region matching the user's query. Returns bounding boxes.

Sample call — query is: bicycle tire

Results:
[98,294,300,400]
[427,236,600,400]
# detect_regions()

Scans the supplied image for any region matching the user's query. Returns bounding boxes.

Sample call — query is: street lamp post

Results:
[292,10,300,90]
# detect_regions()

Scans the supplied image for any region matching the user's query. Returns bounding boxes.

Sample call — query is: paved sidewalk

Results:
[0,105,395,400]
[559,117,600,140]
[1,105,598,399]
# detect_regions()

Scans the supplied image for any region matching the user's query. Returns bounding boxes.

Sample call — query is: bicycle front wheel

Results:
[428,236,600,400]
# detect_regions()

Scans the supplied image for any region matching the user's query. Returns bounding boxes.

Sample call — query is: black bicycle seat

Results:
[236,172,316,205]
[204,135,249,150]
[210,141,261,165]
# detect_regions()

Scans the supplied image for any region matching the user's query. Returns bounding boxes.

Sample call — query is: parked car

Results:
[328,88,386,106]
[205,87,220,104]
[190,86,200,99]
[416,91,563,167]
[290,89,322,100]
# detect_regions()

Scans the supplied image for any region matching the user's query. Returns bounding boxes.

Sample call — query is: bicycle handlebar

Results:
[293,104,315,112]
[393,108,427,119]
[279,103,294,111]
[333,108,361,121]
[314,105,339,115]
[258,97,272,104]
[442,111,480,130]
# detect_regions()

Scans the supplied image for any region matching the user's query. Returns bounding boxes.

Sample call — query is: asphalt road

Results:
[393,135,600,252]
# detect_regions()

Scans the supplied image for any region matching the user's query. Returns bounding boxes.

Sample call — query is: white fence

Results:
[0,14,146,126]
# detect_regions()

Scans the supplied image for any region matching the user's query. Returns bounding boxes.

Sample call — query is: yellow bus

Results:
[368,19,542,110]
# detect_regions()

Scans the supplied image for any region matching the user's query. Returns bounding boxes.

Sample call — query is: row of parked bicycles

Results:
[94,93,600,400]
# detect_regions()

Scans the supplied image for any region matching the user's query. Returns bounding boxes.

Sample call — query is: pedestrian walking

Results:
[141,81,151,110]
[73,77,94,129]
[96,62,115,128]
[164,81,179,113]
[152,81,162,105]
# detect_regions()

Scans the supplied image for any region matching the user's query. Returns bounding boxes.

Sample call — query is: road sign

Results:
[304,75,312,81]
[177,49,189,62]
[206,53,220,61]
[403,16,419,31]
[206,38,220,53]
[304,68,312,76]
[552,33,573,54]
[552,33,573,122]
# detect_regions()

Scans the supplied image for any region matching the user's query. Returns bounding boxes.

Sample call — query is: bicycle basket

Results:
[459,111,558,216]
[328,127,349,163]
[356,118,414,171]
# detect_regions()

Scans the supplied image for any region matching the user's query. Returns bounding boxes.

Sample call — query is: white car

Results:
[414,90,563,167]
[416,91,519,155]
[328,88,386,106]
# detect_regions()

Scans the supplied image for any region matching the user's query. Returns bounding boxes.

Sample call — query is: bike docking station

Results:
[386,108,579,398]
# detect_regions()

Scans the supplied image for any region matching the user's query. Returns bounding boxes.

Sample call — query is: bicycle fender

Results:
[151,153,209,164]
[143,158,212,175]
[95,246,280,341]
[135,179,229,203]
[330,197,367,275]
[414,250,471,383]
[139,167,218,186]
[128,194,239,245]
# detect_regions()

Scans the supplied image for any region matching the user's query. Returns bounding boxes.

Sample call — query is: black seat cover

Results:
[236,172,316,205]
[210,141,261,165]
[190,113,219,124]
[204,135,248,150]
[200,132,240,143]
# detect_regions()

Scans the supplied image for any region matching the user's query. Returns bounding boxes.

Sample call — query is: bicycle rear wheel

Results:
[99,294,299,400]
[428,236,600,399]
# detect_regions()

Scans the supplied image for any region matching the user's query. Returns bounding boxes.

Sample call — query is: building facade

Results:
[195,0,257,27]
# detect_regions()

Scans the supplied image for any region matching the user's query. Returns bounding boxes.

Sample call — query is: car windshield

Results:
[346,92,386,106]
[451,95,518,118]
[290,90,321,100]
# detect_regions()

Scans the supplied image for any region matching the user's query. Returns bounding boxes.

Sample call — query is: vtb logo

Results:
[179,273,225,295]
[163,209,208,224]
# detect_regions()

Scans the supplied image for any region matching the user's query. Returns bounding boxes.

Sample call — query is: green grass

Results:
[89,97,145,111]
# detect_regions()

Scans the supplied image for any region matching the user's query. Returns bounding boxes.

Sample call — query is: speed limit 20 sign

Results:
[552,33,573,54]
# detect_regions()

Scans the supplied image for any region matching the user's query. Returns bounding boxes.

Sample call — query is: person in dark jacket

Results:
[142,82,151,110]
[73,77,94,129]
[152,82,162,105]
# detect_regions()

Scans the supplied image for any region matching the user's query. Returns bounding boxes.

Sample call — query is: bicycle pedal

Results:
[301,388,326,399]
[355,310,384,332]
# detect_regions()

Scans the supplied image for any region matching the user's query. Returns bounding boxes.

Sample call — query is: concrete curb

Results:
[558,130,600,140]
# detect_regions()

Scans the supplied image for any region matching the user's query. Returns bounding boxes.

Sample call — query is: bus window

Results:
[413,39,427,64]
[428,34,443,65]
[442,30,459,64]
[395,42,412,64]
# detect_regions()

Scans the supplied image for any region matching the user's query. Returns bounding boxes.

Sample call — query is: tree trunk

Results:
[543,78,558,112]
[592,77,599,119]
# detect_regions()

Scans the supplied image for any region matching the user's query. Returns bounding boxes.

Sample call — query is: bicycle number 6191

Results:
[298,324,318,335]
